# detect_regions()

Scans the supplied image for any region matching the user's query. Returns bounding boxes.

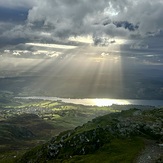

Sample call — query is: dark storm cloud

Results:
[0,0,37,8]
[27,0,163,37]
[0,6,28,47]
[27,0,131,38]
[0,7,28,23]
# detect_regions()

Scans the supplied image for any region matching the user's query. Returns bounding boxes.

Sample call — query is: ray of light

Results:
[0,56,46,77]
[13,42,125,98]
[26,45,87,96]
[83,45,124,98]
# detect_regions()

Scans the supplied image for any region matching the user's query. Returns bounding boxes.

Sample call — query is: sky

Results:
[0,0,163,51]
[0,0,163,99]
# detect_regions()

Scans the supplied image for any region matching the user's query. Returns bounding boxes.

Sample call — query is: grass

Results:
[53,137,144,163]
[19,137,144,163]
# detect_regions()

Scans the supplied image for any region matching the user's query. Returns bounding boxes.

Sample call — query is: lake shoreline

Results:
[15,96,163,107]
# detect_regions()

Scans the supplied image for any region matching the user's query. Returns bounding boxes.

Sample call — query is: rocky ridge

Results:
[19,108,163,163]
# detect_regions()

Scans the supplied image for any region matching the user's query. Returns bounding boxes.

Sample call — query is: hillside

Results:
[0,113,57,162]
[0,96,115,162]
[18,108,163,163]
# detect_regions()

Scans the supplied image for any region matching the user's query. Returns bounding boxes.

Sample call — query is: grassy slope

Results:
[62,138,144,163]
[19,137,144,163]
[18,108,163,163]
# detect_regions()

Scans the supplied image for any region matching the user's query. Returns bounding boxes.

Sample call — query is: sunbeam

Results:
[19,42,125,98]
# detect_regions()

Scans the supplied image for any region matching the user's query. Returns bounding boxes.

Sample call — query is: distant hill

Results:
[18,108,163,163]
[0,113,56,156]
[7,114,55,137]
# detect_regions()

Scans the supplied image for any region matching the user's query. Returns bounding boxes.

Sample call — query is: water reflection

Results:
[93,99,131,106]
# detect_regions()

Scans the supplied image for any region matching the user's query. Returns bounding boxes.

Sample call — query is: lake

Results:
[16,96,163,107]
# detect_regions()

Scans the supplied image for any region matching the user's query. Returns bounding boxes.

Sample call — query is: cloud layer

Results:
[0,0,163,47]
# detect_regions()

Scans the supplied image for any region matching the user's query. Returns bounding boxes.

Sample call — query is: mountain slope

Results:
[18,108,163,163]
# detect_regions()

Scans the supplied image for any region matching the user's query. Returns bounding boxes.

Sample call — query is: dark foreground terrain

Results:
[18,108,163,163]
[0,94,162,163]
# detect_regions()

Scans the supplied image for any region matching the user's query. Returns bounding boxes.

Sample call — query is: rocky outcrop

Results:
[47,109,163,159]
[19,108,163,162]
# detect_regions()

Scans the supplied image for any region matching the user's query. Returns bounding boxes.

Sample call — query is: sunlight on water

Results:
[92,99,131,106]
[17,97,131,106]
